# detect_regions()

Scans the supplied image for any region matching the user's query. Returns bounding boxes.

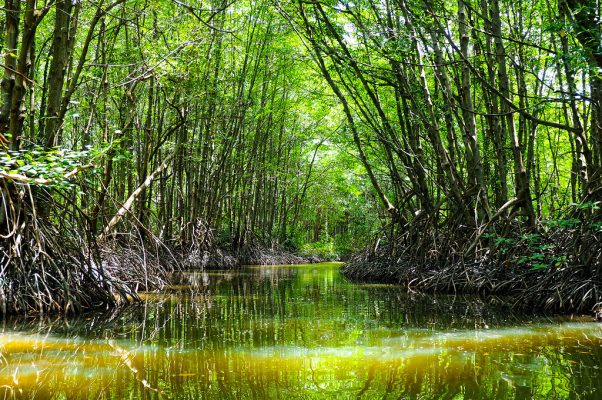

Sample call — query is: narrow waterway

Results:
[0,262,601,399]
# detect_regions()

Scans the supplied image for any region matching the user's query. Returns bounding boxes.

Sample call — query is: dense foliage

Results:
[0,0,601,313]
[0,0,380,259]
[281,0,601,227]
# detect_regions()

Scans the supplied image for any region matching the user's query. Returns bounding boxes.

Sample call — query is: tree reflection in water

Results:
[0,263,600,399]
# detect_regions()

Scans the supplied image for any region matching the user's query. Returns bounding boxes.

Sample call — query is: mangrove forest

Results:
[0,0,602,397]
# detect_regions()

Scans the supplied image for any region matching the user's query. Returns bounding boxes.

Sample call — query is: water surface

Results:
[0,262,601,399]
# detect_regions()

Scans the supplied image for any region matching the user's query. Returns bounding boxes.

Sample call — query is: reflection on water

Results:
[0,262,601,399]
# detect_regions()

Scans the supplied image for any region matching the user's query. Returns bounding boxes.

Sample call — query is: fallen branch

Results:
[97,155,174,243]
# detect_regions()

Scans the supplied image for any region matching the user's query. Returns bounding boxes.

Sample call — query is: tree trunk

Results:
[0,0,20,141]
[490,0,535,225]
[44,0,74,148]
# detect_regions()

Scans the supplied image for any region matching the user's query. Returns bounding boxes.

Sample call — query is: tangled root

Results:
[344,218,602,314]
[0,189,134,315]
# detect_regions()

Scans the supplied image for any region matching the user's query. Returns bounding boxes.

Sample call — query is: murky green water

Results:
[0,262,601,399]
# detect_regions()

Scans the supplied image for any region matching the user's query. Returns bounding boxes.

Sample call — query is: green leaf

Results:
[530,263,549,271]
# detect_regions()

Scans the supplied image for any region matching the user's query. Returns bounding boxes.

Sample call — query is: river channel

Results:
[0,262,601,399]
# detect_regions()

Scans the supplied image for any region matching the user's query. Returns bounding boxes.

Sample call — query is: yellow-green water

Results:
[0,262,601,399]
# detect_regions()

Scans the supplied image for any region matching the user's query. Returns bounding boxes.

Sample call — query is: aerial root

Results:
[0,186,171,316]
[344,219,602,314]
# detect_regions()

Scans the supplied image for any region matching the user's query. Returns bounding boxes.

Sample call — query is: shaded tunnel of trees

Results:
[0,0,601,314]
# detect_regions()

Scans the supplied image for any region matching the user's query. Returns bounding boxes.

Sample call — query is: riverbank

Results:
[179,246,322,269]
[343,222,601,315]
[0,217,321,316]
